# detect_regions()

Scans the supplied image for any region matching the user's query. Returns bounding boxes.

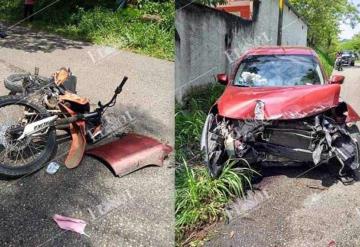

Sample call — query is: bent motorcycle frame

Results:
[16,106,102,168]
[15,76,129,169]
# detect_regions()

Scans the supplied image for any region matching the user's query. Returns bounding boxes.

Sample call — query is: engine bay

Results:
[203,110,360,179]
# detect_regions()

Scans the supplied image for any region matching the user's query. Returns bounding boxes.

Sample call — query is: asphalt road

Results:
[206,63,360,247]
[0,24,174,246]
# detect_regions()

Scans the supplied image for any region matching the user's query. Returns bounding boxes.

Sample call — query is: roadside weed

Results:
[175,83,256,244]
[175,83,225,162]
[175,159,255,244]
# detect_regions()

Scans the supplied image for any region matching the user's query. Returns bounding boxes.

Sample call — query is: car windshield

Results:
[233,55,324,87]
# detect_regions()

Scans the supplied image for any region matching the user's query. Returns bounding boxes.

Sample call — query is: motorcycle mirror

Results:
[217,73,228,85]
[330,75,345,85]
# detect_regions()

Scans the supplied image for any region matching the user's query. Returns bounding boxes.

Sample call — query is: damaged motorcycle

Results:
[201,47,360,183]
[0,68,172,178]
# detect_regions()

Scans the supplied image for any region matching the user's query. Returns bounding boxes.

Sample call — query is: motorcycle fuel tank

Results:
[216,84,360,122]
[86,133,172,177]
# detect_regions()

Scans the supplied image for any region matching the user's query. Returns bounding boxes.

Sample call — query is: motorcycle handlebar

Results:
[115,76,128,94]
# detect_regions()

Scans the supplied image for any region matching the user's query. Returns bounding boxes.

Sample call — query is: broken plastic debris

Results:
[328,240,336,247]
[46,162,60,175]
[53,214,89,237]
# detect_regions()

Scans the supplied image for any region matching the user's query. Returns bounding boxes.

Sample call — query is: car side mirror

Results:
[217,73,228,85]
[330,75,345,84]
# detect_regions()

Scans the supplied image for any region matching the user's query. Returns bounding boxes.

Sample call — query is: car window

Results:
[233,55,324,87]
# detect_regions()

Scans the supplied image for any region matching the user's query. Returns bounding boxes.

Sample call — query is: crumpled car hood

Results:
[216,84,342,120]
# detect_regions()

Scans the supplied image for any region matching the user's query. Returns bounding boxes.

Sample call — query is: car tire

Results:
[203,113,228,178]
[348,125,360,181]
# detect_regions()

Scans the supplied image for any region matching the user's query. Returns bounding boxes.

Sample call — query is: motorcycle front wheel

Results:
[0,96,57,178]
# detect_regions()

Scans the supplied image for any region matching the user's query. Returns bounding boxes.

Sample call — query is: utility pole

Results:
[277,0,284,45]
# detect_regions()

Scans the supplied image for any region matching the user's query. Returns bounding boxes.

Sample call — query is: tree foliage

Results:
[288,0,360,49]
[341,33,360,51]
[0,0,174,60]
[0,0,169,24]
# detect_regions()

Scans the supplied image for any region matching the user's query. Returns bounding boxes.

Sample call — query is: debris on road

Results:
[53,214,89,236]
[306,185,328,191]
[46,162,60,175]
[86,133,173,177]
[328,240,336,247]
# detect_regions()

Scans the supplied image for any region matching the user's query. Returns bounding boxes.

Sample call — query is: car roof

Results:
[245,46,316,56]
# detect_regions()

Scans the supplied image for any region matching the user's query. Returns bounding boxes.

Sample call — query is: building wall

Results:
[175,0,308,101]
[216,0,253,20]
[252,0,279,46]
[282,4,308,46]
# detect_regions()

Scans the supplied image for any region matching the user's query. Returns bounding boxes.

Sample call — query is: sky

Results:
[339,0,360,39]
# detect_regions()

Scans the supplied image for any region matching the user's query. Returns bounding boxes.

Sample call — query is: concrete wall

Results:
[252,0,278,46]
[175,0,308,101]
[175,3,253,100]
[282,4,308,45]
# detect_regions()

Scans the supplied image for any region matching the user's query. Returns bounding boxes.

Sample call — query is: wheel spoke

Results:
[0,148,7,163]
[0,102,51,168]
[29,142,43,153]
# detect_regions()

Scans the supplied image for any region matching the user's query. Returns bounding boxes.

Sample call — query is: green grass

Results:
[0,1,174,60]
[175,84,225,162]
[316,48,334,77]
[175,83,256,244]
[176,159,255,245]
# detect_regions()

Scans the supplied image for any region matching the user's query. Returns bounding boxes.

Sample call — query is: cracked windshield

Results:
[234,55,324,87]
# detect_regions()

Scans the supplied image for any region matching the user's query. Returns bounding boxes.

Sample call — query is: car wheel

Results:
[202,113,228,178]
[348,125,360,181]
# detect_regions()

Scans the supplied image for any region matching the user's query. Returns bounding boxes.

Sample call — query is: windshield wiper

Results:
[234,84,250,87]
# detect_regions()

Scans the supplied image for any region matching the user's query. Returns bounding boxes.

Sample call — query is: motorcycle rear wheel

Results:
[4,73,50,95]
[0,96,57,178]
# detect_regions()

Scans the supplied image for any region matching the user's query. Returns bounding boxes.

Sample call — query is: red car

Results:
[201,46,360,182]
